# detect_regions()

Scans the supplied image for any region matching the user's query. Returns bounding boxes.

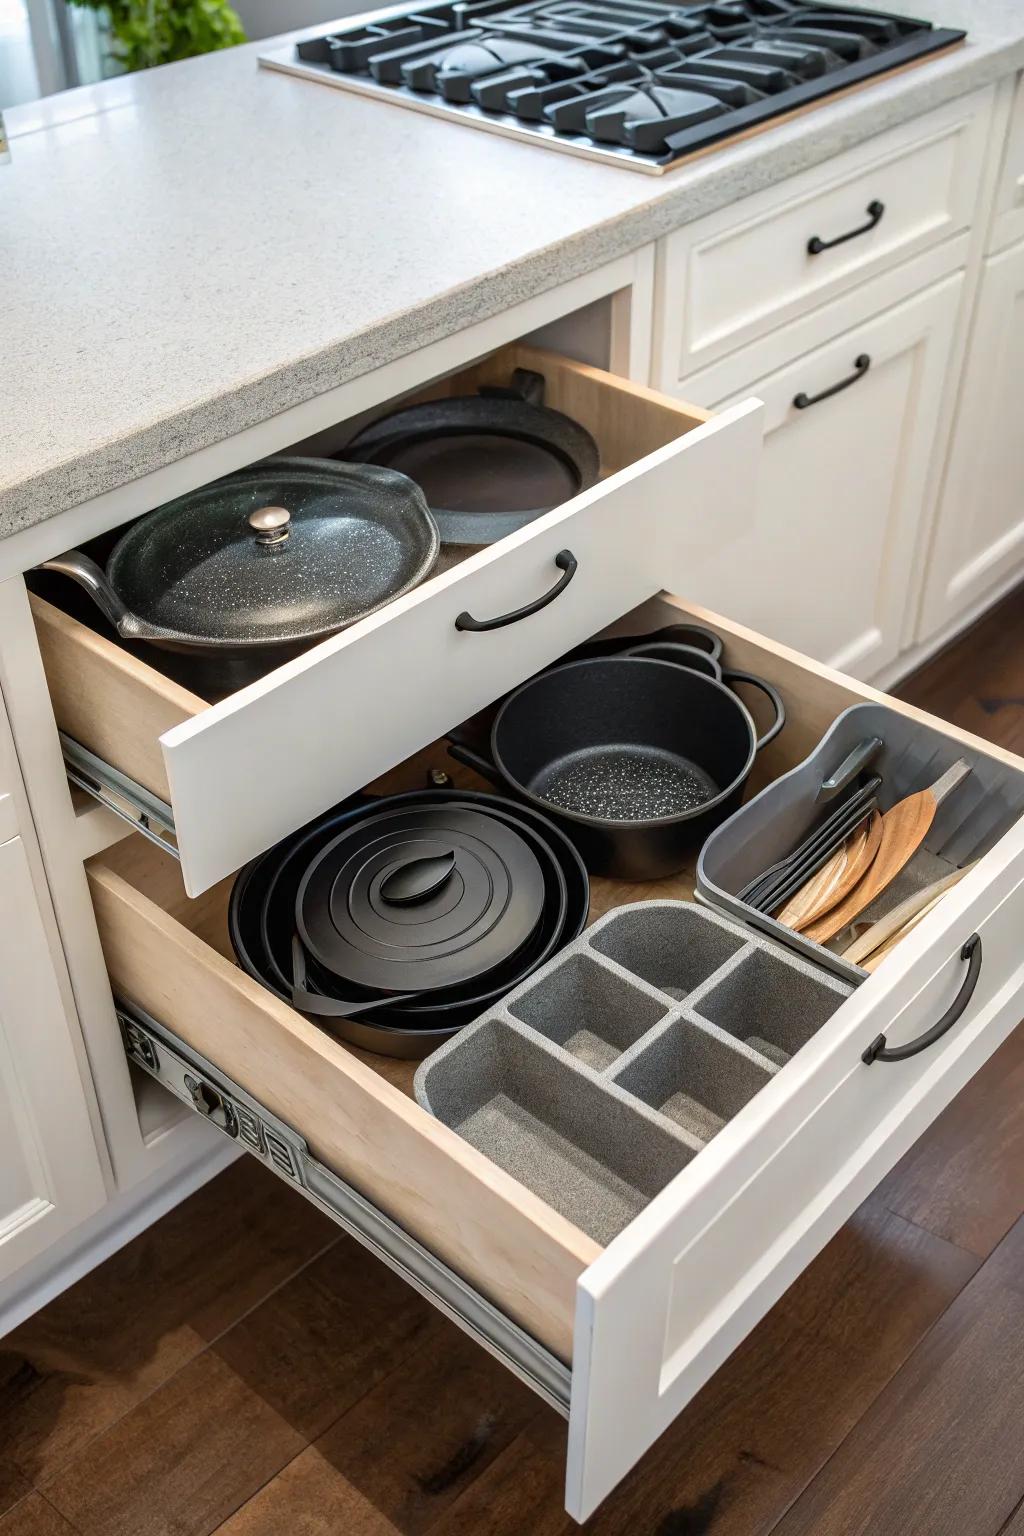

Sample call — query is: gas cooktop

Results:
[261,1,965,174]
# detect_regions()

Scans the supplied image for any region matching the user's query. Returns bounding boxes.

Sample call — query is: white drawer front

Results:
[655,89,991,382]
[162,399,762,894]
[567,815,1024,1521]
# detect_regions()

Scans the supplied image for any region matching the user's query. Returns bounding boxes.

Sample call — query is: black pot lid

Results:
[107,457,439,645]
[295,806,546,994]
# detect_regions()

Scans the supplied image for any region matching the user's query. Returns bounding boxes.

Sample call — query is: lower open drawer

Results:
[88,595,1024,1521]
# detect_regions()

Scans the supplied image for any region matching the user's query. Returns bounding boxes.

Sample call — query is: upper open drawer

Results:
[30,345,762,895]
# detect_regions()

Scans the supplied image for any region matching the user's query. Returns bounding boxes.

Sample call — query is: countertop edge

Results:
[5,26,1023,539]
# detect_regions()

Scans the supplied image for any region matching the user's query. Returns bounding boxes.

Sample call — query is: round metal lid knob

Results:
[249,506,291,546]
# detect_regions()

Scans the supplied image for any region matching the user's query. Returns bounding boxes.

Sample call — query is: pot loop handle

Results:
[721,669,786,751]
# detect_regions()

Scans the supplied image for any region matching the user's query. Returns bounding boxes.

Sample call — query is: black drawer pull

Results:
[455,549,577,632]
[807,199,885,255]
[862,933,982,1065]
[793,353,870,411]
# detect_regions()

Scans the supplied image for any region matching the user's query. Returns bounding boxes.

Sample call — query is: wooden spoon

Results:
[842,863,975,965]
[802,760,971,947]
[774,810,881,931]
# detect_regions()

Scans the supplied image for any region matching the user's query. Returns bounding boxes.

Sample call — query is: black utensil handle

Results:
[793,354,871,410]
[817,737,885,800]
[722,669,786,750]
[446,739,503,785]
[455,550,577,632]
[807,199,884,255]
[862,934,982,1064]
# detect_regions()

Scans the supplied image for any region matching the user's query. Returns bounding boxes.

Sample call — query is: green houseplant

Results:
[68,0,246,72]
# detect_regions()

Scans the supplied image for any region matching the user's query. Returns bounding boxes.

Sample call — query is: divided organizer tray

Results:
[414,902,852,1245]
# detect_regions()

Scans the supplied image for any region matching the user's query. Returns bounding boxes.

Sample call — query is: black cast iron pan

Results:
[342,369,600,546]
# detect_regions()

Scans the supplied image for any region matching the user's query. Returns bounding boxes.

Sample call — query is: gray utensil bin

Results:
[415,902,852,1244]
[697,702,1024,984]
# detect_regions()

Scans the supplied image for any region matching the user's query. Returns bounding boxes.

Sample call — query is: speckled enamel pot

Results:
[449,656,785,880]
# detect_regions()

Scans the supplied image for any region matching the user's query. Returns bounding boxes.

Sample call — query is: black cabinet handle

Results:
[862,933,982,1065]
[807,199,885,255]
[793,354,870,410]
[455,549,577,632]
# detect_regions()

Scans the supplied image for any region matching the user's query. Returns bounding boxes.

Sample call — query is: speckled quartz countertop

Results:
[3,0,1023,538]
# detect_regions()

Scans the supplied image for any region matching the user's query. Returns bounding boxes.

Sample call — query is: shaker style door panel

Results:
[919,240,1024,639]
[0,833,106,1280]
[674,274,962,680]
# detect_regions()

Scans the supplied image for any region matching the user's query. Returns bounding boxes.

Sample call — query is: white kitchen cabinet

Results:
[0,829,106,1279]
[672,272,962,680]
[918,239,1024,640]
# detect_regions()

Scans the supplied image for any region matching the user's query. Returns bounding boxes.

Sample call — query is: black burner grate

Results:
[286,0,965,169]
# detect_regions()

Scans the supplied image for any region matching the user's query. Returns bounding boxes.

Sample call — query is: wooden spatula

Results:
[774,810,881,931]
[860,891,952,972]
[802,759,971,947]
[842,863,975,966]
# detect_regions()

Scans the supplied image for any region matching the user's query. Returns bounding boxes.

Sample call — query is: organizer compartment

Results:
[416,901,853,1241]
[691,948,847,1065]
[419,1017,696,1246]
[697,701,1024,982]
[611,1015,774,1140]
[589,903,747,998]
[509,953,668,1070]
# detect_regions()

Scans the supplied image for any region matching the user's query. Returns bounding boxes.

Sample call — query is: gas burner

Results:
[261,0,965,173]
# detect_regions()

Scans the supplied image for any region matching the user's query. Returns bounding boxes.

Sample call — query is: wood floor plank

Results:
[768,1217,1024,1536]
[998,1496,1024,1535]
[0,1160,335,1485]
[212,1234,439,1440]
[0,1469,31,1523]
[41,1351,306,1536]
[0,1495,77,1536]
[897,584,1024,752]
[217,1322,540,1535]
[877,1023,1024,1258]
[420,1201,977,1536]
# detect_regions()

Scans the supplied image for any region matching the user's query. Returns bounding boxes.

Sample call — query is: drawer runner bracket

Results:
[62,733,179,859]
[116,999,572,1415]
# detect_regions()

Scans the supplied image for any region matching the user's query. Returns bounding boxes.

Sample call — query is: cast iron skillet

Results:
[228,788,589,1057]
[342,369,600,546]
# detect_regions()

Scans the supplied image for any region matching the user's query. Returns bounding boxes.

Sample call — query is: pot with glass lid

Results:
[38,457,440,693]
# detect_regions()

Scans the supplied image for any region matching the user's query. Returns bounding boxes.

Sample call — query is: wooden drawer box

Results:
[31,347,761,896]
[86,594,1024,1522]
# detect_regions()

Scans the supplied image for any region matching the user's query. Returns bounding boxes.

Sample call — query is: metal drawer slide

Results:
[117,1000,571,1414]
[64,734,178,859]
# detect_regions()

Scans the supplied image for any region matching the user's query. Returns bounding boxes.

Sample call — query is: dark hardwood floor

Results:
[4,589,1024,1536]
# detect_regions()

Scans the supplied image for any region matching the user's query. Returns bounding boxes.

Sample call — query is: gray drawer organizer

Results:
[697,702,1024,985]
[414,902,852,1244]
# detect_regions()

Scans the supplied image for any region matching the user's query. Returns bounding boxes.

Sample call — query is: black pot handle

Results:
[807,199,884,255]
[455,550,577,633]
[446,738,504,786]
[722,669,786,750]
[862,934,982,1064]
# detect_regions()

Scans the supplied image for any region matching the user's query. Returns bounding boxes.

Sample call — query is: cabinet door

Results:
[0,831,106,1279]
[678,274,962,680]
[919,241,1024,639]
